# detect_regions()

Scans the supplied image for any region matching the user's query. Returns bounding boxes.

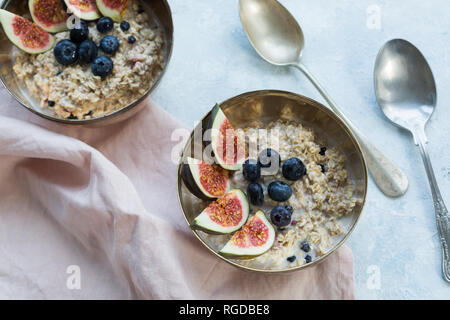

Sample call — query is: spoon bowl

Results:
[239,0,304,65]
[374,39,436,132]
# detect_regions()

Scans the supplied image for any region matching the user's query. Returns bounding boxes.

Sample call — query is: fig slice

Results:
[219,210,276,259]
[209,104,247,171]
[29,0,69,33]
[64,0,100,21]
[181,157,230,200]
[191,189,249,234]
[96,0,129,22]
[0,9,55,54]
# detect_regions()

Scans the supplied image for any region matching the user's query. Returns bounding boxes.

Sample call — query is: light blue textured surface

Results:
[153,0,450,299]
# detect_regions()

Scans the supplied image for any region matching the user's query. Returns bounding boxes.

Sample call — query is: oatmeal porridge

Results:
[196,119,362,270]
[12,0,165,119]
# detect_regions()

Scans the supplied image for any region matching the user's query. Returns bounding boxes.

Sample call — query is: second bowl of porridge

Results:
[0,0,173,125]
[177,90,367,272]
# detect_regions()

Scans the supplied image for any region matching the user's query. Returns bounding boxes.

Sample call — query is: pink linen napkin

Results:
[0,86,354,299]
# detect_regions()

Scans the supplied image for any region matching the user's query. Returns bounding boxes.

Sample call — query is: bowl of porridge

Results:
[0,0,173,125]
[177,90,367,272]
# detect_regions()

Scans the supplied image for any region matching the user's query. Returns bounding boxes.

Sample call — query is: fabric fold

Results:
[0,87,354,299]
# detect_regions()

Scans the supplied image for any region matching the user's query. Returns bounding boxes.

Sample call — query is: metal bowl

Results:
[177,90,368,273]
[0,0,173,126]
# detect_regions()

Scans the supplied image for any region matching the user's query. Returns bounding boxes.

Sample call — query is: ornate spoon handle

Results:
[414,126,450,282]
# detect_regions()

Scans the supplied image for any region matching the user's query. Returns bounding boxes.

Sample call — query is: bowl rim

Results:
[0,0,174,125]
[176,89,368,273]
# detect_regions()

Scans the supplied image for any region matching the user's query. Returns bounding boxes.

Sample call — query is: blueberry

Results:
[97,17,114,33]
[247,182,264,206]
[79,40,98,64]
[300,241,310,253]
[128,35,136,44]
[267,181,292,202]
[282,157,306,181]
[258,148,281,170]
[54,40,78,66]
[48,100,55,107]
[91,56,113,77]
[319,146,327,156]
[287,256,296,263]
[100,35,120,54]
[120,21,130,31]
[284,205,294,214]
[243,159,261,182]
[68,114,77,120]
[319,164,326,173]
[270,205,292,228]
[305,255,312,263]
[70,21,89,43]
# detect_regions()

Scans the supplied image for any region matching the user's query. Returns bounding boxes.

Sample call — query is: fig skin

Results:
[190,189,250,235]
[202,103,219,149]
[181,163,214,201]
[181,157,229,201]
[207,104,246,171]
[96,0,129,22]
[29,0,69,33]
[0,9,55,54]
[64,0,101,21]
[219,211,276,259]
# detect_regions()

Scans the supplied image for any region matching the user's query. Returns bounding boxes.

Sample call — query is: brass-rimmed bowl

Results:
[177,90,368,273]
[0,0,173,126]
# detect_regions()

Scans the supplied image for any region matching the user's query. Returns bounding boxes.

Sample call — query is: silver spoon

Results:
[374,39,450,282]
[239,0,408,197]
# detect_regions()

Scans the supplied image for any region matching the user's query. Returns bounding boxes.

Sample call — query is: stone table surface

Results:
[152,0,450,299]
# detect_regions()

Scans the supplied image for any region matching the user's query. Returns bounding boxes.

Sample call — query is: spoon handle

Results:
[291,62,408,197]
[413,127,450,283]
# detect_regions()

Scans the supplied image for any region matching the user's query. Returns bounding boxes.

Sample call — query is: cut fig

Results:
[0,9,55,54]
[209,104,246,171]
[181,157,230,200]
[29,0,69,33]
[219,210,275,259]
[64,0,100,21]
[96,0,129,22]
[191,189,249,234]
